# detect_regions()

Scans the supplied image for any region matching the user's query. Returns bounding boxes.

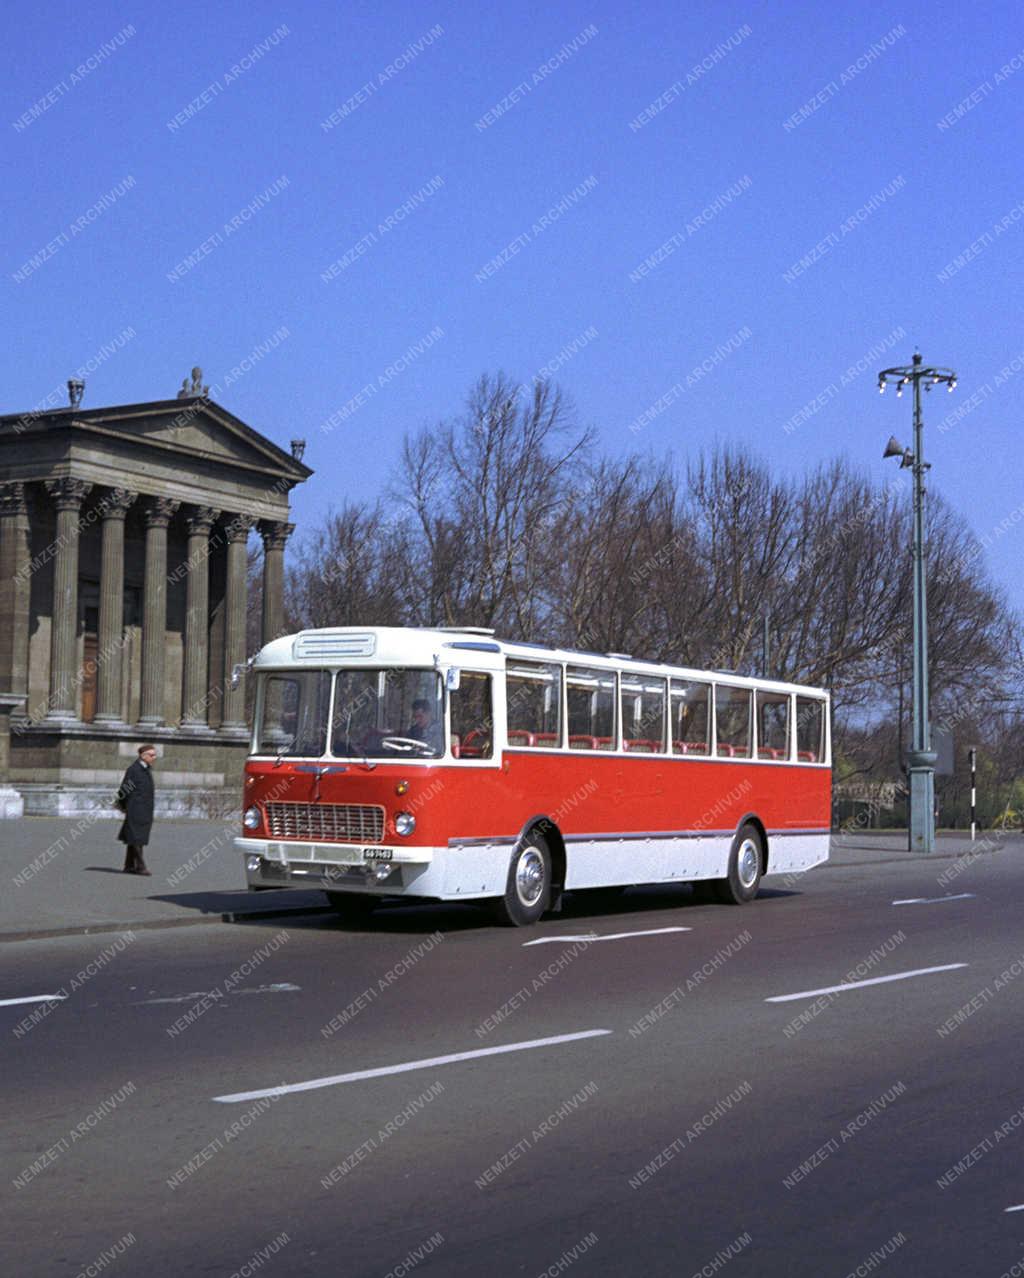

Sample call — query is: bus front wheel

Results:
[493,833,551,927]
[714,824,764,905]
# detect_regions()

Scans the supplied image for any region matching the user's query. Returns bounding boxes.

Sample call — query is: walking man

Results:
[116,744,157,875]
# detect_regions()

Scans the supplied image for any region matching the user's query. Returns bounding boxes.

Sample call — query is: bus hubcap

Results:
[738,840,759,888]
[516,848,545,905]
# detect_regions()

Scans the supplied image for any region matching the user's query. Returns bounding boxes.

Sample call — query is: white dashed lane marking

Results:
[765,964,968,1003]
[523,927,690,946]
[134,983,300,1005]
[0,994,67,1007]
[892,894,975,906]
[213,1028,613,1103]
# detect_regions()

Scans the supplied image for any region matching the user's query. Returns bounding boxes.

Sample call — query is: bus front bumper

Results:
[235,836,436,895]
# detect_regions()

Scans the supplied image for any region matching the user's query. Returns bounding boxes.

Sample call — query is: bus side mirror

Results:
[231,654,256,689]
[446,668,461,691]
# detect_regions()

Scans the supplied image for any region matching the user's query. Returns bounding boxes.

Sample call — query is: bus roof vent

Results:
[436,626,496,637]
[293,631,376,660]
[605,651,633,660]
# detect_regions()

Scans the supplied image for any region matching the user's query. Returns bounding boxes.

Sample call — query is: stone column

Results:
[93,488,137,723]
[138,497,179,727]
[43,477,92,721]
[221,514,254,732]
[0,482,31,697]
[206,542,226,729]
[181,505,220,729]
[259,520,294,646]
[0,694,25,817]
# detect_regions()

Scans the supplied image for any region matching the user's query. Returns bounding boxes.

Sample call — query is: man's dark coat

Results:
[116,760,154,846]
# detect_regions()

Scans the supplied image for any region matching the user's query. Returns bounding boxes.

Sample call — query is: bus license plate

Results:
[364,848,393,861]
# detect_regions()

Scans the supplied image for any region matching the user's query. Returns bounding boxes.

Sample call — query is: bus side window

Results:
[671,679,710,755]
[795,696,825,762]
[715,685,752,758]
[506,662,562,747]
[567,666,617,750]
[451,672,493,758]
[621,674,666,753]
[756,691,790,760]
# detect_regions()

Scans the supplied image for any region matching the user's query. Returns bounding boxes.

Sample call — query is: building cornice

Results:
[0,397,312,483]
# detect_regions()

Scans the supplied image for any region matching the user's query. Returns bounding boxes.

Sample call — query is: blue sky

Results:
[4,0,1023,615]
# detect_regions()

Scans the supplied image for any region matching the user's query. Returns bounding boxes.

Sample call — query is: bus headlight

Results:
[243,806,261,830]
[246,854,262,873]
[394,811,416,836]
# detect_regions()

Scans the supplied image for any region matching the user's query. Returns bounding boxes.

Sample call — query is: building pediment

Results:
[0,396,311,520]
[3,396,308,478]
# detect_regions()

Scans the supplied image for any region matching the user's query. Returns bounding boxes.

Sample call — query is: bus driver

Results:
[408,698,443,752]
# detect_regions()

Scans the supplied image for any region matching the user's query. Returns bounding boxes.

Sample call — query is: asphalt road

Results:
[4,846,1024,1278]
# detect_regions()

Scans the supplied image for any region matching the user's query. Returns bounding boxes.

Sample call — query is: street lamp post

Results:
[878,352,957,853]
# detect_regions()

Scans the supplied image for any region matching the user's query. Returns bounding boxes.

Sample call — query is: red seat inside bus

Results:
[624,738,661,753]
[508,729,535,747]
[569,734,598,750]
[459,729,491,758]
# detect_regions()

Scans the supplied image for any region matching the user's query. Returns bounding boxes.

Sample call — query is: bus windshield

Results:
[254,669,445,758]
[330,668,444,758]
[255,670,332,757]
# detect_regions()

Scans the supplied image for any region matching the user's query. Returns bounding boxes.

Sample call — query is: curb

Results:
[826,841,1006,868]
[0,903,334,944]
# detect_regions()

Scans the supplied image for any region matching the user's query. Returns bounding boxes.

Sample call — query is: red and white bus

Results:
[235,626,831,925]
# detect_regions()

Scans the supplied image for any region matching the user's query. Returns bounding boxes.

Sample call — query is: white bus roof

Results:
[252,626,828,699]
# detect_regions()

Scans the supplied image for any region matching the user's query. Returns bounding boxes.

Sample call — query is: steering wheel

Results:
[379,736,436,755]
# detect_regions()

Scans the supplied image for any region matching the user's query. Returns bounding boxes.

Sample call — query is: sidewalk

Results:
[826,829,1015,866]
[0,818,1013,942]
[2,815,330,942]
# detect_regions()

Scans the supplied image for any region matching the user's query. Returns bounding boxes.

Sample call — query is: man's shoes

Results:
[137,868,152,876]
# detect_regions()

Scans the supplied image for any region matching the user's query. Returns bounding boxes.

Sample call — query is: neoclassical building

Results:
[0,373,311,816]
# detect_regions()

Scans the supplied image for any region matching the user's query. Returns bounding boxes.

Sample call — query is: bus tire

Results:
[493,833,551,927]
[714,823,763,905]
[325,892,378,923]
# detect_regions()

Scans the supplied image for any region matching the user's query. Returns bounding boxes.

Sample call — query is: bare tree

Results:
[285,501,408,630]
[548,456,702,661]
[395,373,592,634]
[283,376,1020,792]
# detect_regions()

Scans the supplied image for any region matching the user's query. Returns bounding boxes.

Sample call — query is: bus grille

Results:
[265,802,385,844]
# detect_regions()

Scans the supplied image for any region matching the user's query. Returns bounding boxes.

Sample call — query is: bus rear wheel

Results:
[714,823,764,905]
[493,833,551,927]
[326,892,378,923]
